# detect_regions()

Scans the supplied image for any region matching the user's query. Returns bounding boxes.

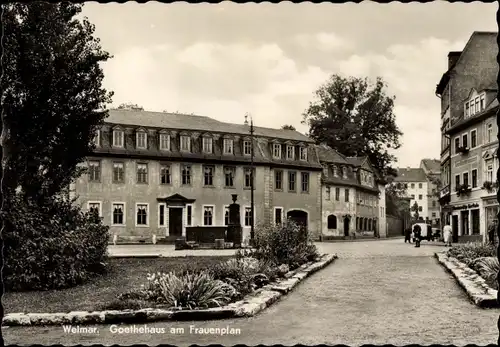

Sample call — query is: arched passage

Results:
[287,209,308,231]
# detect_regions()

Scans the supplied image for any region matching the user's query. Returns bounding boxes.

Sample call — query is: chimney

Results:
[447,51,462,70]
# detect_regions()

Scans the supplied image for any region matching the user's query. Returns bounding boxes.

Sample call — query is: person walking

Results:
[404,227,412,243]
[443,223,452,247]
[488,219,498,245]
[413,224,421,248]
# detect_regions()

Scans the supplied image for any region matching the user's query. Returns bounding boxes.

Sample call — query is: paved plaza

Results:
[4,239,499,346]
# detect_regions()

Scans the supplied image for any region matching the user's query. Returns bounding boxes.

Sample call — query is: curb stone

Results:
[435,252,498,308]
[2,253,337,326]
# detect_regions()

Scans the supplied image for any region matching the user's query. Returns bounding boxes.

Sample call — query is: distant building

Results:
[436,31,498,243]
[392,168,429,221]
[420,159,441,225]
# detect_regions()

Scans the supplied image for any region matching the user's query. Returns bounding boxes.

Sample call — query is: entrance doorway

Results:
[287,210,308,232]
[343,216,350,237]
[471,209,480,235]
[169,207,183,237]
[460,210,469,236]
[452,215,459,243]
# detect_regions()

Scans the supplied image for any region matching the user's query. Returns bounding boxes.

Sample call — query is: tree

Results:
[302,75,402,177]
[410,201,420,221]
[2,3,113,203]
[281,124,296,131]
[385,182,408,218]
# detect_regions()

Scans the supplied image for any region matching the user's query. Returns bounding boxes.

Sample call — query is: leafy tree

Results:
[302,75,402,177]
[410,201,420,220]
[2,2,113,204]
[281,124,296,131]
[385,182,408,218]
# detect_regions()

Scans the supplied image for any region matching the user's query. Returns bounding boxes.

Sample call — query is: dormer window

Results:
[322,165,328,177]
[136,130,147,149]
[203,137,213,154]
[465,93,486,118]
[342,167,347,179]
[286,145,295,160]
[243,140,252,156]
[299,147,307,161]
[113,129,124,148]
[93,130,100,147]
[180,135,191,152]
[223,138,234,155]
[332,165,338,177]
[159,133,170,151]
[273,144,282,159]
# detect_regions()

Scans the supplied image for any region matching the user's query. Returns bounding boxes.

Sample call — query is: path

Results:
[4,239,499,346]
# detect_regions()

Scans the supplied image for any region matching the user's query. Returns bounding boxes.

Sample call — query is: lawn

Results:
[2,256,232,314]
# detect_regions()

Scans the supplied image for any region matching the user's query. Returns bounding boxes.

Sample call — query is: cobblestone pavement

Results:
[4,239,499,346]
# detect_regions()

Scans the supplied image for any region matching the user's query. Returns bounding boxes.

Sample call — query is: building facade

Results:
[420,159,441,225]
[73,108,323,244]
[393,168,429,220]
[436,31,498,243]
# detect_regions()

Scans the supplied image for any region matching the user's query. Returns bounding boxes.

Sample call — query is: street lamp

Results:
[245,113,255,245]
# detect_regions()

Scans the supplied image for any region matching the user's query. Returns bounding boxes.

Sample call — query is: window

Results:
[455,174,460,188]
[113,162,124,183]
[203,206,214,226]
[465,102,470,118]
[286,145,295,160]
[274,207,283,225]
[288,171,296,191]
[203,165,214,186]
[300,147,307,161]
[472,169,478,188]
[160,164,171,185]
[136,130,147,149]
[93,130,100,147]
[159,133,170,151]
[224,166,235,187]
[335,187,340,201]
[487,123,493,143]
[418,183,423,189]
[186,205,193,226]
[432,212,436,218]
[88,160,101,182]
[273,144,281,159]
[327,215,337,229]
[454,137,460,153]
[332,165,338,177]
[462,133,468,149]
[180,135,191,152]
[301,172,309,193]
[480,94,485,111]
[243,140,252,155]
[487,163,493,182]
[418,194,422,200]
[475,97,479,113]
[113,129,124,147]
[275,170,283,190]
[325,187,331,200]
[463,172,469,187]
[202,137,213,154]
[158,204,165,227]
[432,201,436,207]
[471,130,477,148]
[88,202,101,217]
[244,168,254,188]
[411,183,415,189]
[418,206,423,212]
[136,204,148,226]
[342,167,347,179]
[112,203,125,225]
[345,188,349,202]
[411,194,415,199]
[223,139,234,155]
[244,207,253,227]
[181,165,191,185]
[137,163,148,183]
[224,206,230,226]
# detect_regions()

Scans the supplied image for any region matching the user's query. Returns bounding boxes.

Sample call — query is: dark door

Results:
[169,208,183,237]
[287,210,308,237]
[461,211,469,236]
[452,215,459,243]
[471,209,480,235]
[343,217,350,236]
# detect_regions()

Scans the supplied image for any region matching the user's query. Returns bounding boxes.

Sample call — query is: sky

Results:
[81,2,498,168]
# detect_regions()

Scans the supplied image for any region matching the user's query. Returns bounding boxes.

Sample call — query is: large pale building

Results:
[73,108,388,243]
[393,168,429,221]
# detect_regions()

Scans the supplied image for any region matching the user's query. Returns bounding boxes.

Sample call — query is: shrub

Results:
[2,195,110,291]
[447,242,496,266]
[470,257,500,290]
[97,298,150,311]
[251,220,320,269]
[143,271,235,309]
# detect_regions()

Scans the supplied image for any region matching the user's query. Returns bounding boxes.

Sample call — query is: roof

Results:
[314,144,349,165]
[393,168,427,182]
[446,98,499,135]
[435,31,498,95]
[346,156,367,167]
[421,159,440,174]
[105,109,312,143]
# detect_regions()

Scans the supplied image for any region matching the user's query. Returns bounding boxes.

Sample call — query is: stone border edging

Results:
[2,253,337,326]
[435,252,498,308]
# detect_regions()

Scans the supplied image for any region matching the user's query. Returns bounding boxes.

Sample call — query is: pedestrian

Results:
[404,227,412,243]
[413,224,421,248]
[443,223,452,247]
[488,219,498,245]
